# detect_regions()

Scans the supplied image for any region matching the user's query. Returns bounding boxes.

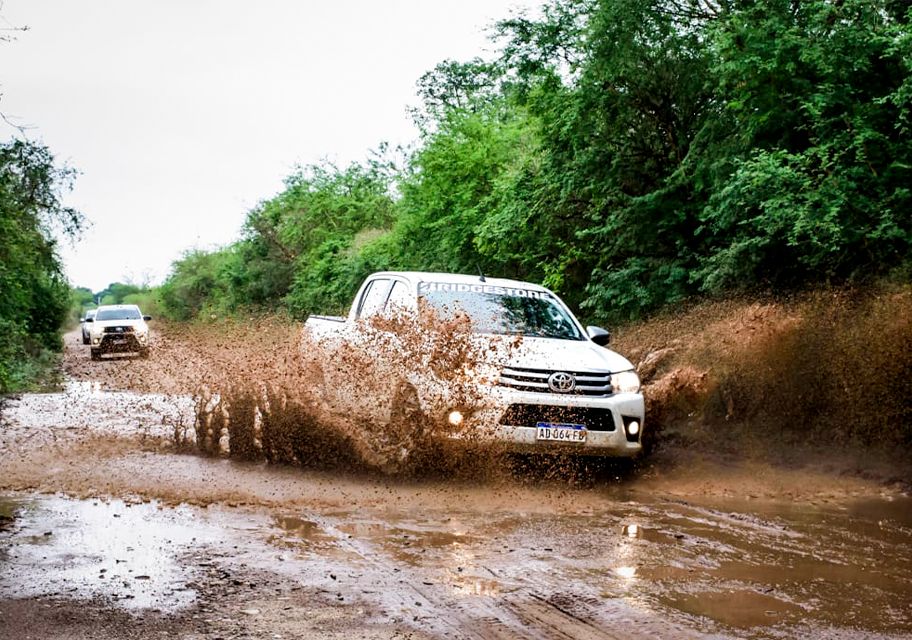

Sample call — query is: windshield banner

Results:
[418,281,552,299]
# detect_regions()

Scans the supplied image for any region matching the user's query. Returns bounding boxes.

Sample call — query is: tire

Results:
[82,334,90,345]
[90,348,101,361]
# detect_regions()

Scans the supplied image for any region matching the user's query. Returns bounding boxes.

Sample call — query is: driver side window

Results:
[358,279,392,319]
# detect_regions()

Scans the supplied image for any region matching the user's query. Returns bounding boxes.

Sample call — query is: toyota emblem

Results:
[547,371,576,393]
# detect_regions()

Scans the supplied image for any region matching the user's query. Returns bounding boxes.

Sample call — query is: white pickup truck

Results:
[303,271,645,458]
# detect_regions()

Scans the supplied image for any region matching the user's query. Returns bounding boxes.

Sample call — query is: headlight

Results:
[612,370,641,394]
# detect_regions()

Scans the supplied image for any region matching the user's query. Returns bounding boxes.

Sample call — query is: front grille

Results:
[103,326,135,334]
[498,366,612,396]
[500,404,617,432]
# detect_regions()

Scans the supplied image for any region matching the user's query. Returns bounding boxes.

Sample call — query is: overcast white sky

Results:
[0,0,538,292]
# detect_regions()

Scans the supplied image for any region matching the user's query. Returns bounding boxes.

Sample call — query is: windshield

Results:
[96,308,142,321]
[420,285,583,340]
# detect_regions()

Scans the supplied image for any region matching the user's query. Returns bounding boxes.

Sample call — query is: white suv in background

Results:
[80,308,97,344]
[85,304,152,360]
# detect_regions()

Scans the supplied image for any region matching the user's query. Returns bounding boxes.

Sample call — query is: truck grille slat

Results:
[103,326,135,333]
[497,366,613,397]
[498,377,550,389]
[500,404,617,432]
[501,368,550,380]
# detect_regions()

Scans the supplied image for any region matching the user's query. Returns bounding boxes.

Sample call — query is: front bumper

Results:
[454,388,646,458]
[92,334,148,353]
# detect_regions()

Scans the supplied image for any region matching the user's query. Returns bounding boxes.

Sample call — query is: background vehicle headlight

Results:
[612,370,641,394]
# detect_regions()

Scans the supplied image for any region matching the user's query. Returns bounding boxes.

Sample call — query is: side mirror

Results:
[587,325,611,346]
[143,315,152,321]
[84,317,94,323]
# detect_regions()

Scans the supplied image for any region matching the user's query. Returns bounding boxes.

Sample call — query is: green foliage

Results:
[394,104,533,276]
[71,286,93,311]
[158,249,240,320]
[95,282,144,306]
[158,0,912,325]
[697,0,912,292]
[68,286,94,325]
[0,140,83,392]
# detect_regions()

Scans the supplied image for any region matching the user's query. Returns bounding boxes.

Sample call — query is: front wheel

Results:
[90,348,101,361]
[82,334,90,345]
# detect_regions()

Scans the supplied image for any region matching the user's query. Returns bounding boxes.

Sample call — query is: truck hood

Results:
[482,335,635,374]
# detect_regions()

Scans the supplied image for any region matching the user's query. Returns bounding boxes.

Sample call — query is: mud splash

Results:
[191,309,518,476]
[55,285,912,486]
[618,286,912,480]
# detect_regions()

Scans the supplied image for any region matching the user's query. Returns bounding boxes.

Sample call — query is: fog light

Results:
[627,421,639,435]
[92,337,100,345]
[448,410,464,427]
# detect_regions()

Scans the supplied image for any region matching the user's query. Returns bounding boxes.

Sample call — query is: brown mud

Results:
[1,295,910,638]
[616,285,912,486]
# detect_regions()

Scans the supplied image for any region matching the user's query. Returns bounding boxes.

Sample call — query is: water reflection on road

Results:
[1,487,909,638]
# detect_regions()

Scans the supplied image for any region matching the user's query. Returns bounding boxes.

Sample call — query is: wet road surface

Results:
[1,355,911,637]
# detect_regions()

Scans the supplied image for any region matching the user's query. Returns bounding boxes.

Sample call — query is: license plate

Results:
[536,422,587,443]
[112,336,126,342]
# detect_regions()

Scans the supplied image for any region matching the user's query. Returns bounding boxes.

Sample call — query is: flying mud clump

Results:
[192,307,519,475]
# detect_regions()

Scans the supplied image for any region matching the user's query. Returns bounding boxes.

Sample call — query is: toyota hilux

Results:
[304,272,645,458]
[85,304,152,360]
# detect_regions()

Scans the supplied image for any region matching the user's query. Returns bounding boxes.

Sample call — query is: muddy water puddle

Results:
[261,489,912,637]
[0,494,262,610]
[1,484,910,638]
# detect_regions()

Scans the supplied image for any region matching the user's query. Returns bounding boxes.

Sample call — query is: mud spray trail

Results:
[0,328,910,639]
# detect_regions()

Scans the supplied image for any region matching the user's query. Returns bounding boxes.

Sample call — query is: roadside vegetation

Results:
[157,0,912,325]
[0,140,83,392]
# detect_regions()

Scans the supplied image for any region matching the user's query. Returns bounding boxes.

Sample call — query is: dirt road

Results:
[0,329,910,639]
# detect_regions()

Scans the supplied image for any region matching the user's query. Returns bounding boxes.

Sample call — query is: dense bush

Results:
[0,140,83,391]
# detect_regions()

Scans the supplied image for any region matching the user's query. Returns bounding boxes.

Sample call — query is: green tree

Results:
[0,140,83,391]
[697,0,912,291]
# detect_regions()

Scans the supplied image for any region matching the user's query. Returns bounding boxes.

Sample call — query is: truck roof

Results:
[370,271,552,293]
